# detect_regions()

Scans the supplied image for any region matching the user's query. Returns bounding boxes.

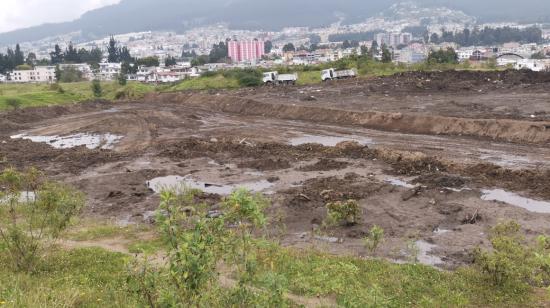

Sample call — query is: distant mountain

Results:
[1,0,550,45]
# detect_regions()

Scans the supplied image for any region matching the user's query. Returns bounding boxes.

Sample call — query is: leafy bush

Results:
[222,69,263,87]
[223,189,268,284]
[363,225,384,255]
[473,221,550,290]
[5,98,22,110]
[0,168,84,272]
[201,70,219,78]
[91,80,102,98]
[325,199,361,226]
[58,67,84,83]
[155,187,226,303]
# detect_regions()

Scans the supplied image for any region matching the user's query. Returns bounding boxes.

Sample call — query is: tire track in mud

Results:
[155,93,550,145]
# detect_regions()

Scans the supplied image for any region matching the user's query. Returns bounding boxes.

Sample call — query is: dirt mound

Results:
[299,159,350,172]
[282,174,384,209]
[375,148,447,175]
[371,69,550,94]
[457,163,550,199]
[0,100,114,135]
[157,137,372,162]
[0,137,125,175]
[413,173,466,189]
[238,158,291,171]
[163,93,550,145]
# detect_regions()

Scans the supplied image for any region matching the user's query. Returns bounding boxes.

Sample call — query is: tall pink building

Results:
[228,40,265,63]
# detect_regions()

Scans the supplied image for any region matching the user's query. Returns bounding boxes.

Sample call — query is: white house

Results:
[514,59,550,72]
[98,62,122,81]
[0,73,6,83]
[9,66,56,83]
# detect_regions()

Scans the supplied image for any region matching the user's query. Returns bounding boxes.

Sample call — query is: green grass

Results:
[65,222,152,242]
[0,81,157,110]
[296,70,322,85]
[0,236,546,307]
[0,248,139,307]
[254,244,546,307]
[167,75,240,91]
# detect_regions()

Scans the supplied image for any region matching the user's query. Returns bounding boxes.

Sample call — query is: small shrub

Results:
[5,98,22,110]
[201,71,219,78]
[115,89,128,100]
[223,189,268,284]
[0,168,84,272]
[363,225,384,255]
[473,221,550,290]
[91,79,102,98]
[155,187,226,302]
[48,83,65,93]
[325,199,361,226]
[118,73,127,86]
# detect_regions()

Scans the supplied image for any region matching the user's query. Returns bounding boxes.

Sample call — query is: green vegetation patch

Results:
[0,248,139,307]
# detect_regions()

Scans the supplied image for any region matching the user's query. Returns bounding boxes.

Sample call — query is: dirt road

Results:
[1,70,549,269]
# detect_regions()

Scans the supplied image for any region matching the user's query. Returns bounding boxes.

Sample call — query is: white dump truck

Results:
[263,71,298,85]
[321,68,357,81]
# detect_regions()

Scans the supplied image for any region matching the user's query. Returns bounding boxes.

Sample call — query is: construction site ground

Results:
[2,69,550,269]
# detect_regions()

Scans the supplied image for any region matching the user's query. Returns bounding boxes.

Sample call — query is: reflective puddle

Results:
[385,178,415,188]
[415,240,444,266]
[481,189,550,214]
[289,134,373,146]
[11,133,123,150]
[147,175,274,195]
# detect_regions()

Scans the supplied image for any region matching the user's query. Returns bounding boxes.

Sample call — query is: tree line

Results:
[0,44,39,74]
[430,26,542,46]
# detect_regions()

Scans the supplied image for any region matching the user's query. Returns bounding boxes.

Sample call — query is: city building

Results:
[8,66,56,83]
[514,59,550,72]
[98,62,122,81]
[228,39,265,63]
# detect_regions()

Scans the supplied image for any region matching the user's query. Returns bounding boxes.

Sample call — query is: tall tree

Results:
[264,41,273,54]
[25,52,36,66]
[164,56,177,66]
[381,44,392,63]
[369,40,379,59]
[118,46,132,62]
[208,42,228,63]
[65,42,80,63]
[14,44,25,66]
[107,35,119,62]
[50,44,64,64]
[282,43,295,52]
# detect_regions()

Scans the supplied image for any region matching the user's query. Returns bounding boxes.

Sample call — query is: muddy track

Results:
[147,92,550,145]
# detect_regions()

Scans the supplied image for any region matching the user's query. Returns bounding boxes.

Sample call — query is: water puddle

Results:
[146,175,274,195]
[479,153,535,168]
[289,134,373,147]
[385,178,415,188]
[415,240,444,266]
[433,228,451,235]
[11,133,123,150]
[481,189,550,214]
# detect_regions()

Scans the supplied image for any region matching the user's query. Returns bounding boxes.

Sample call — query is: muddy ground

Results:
[1,70,550,269]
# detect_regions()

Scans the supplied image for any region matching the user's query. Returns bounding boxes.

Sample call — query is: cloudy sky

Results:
[0,0,121,33]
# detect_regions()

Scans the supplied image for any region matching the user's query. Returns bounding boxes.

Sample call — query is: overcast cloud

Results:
[0,0,120,33]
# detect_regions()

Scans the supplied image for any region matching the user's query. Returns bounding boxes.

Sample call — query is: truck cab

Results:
[321,69,335,81]
[263,71,278,84]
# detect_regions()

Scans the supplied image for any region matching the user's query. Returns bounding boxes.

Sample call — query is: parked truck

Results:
[321,68,357,81]
[263,71,298,85]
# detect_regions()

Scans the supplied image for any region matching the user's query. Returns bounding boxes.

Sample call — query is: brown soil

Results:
[2,70,550,269]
